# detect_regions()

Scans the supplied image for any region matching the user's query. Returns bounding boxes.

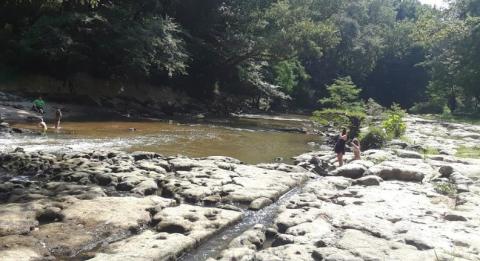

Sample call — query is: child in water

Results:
[38,118,47,134]
[352,138,361,160]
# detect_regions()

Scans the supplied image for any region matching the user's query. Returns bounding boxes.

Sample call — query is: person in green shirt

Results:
[32,96,45,114]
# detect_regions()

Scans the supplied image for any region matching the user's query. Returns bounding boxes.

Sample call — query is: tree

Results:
[320,76,362,110]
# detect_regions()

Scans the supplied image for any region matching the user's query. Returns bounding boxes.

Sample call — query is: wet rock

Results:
[225,225,265,252]
[249,197,273,210]
[131,151,162,161]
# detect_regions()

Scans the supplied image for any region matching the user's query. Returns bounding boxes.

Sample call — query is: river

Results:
[2,115,321,164]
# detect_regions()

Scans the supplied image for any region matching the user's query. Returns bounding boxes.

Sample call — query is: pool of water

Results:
[4,116,320,164]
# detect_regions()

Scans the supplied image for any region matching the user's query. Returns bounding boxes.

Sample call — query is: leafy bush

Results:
[312,109,365,138]
[360,127,387,150]
[434,182,457,197]
[382,104,407,138]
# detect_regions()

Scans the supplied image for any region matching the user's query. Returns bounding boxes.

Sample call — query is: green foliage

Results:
[312,109,365,138]
[456,146,480,159]
[382,104,407,138]
[383,114,406,138]
[434,182,457,197]
[273,59,310,94]
[319,76,362,110]
[360,127,387,150]
[1,0,480,115]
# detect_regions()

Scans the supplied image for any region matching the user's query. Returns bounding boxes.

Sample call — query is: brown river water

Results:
[4,116,321,164]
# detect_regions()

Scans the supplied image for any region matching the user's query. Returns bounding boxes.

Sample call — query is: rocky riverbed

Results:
[1,116,480,261]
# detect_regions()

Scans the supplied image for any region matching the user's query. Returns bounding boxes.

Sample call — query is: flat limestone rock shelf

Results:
[205,116,480,261]
[0,150,310,260]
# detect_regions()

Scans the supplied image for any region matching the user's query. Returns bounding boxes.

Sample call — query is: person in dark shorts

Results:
[54,108,63,129]
[334,128,348,167]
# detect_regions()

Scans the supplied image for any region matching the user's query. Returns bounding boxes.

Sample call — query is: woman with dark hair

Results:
[334,128,348,167]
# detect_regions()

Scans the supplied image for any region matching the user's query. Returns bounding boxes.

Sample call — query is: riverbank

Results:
[1,116,480,260]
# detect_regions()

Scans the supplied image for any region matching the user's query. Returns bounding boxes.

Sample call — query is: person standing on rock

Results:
[54,108,62,129]
[334,128,348,166]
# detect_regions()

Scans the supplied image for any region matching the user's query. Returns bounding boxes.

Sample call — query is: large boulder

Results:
[367,161,434,182]
[331,161,374,179]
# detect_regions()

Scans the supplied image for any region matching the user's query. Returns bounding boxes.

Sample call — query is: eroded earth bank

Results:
[1,116,480,261]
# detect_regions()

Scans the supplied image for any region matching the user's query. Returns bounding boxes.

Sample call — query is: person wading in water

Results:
[54,108,62,129]
[334,128,348,167]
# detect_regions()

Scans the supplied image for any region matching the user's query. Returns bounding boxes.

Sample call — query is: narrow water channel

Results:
[180,186,304,261]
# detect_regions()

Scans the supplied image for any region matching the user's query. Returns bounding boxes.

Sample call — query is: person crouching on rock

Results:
[334,128,348,167]
[351,138,361,161]
[38,118,47,134]
[32,96,46,114]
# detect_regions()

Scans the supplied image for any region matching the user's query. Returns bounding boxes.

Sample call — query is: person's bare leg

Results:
[337,153,343,167]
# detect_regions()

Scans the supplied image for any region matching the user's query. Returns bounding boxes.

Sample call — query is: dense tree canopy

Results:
[0,0,479,113]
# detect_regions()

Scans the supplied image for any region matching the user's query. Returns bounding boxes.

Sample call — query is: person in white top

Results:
[38,118,47,134]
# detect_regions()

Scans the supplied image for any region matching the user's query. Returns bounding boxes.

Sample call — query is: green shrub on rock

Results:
[360,127,387,150]
[382,104,407,138]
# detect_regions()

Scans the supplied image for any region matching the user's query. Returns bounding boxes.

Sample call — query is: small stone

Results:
[353,175,383,186]
[249,197,273,210]
[444,213,467,222]
[439,166,454,178]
